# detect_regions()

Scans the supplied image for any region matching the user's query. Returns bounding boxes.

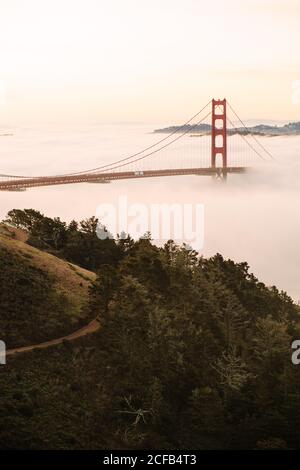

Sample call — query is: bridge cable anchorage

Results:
[2,100,212,180]
[227,100,277,162]
[227,116,268,162]
[94,110,212,174]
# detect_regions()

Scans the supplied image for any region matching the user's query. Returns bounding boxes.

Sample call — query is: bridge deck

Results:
[0,167,247,191]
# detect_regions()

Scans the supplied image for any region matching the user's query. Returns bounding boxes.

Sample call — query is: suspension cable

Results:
[227,101,277,161]
[227,116,267,161]
[96,110,212,174]
[62,99,212,176]
[2,100,212,179]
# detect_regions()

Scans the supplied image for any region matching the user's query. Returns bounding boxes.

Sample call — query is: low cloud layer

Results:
[0,126,298,300]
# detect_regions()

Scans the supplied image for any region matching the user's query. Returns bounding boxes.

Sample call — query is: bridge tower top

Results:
[211,98,227,170]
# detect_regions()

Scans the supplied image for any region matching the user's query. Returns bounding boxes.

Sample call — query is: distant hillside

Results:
[0,224,96,348]
[154,121,300,136]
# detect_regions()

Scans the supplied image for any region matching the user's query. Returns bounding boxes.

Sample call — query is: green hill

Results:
[1,214,300,450]
[0,224,96,349]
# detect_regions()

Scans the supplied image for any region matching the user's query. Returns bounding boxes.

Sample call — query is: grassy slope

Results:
[0,224,96,317]
[0,224,96,348]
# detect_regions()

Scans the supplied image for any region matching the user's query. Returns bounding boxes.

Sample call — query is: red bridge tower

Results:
[211,98,227,178]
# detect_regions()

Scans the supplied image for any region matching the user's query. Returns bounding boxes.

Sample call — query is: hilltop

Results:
[154,121,300,136]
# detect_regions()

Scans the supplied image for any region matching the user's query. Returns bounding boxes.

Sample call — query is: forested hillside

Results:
[3,209,122,271]
[0,210,299,449]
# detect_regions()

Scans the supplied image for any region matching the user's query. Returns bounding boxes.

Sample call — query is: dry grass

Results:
[0,224,96,318]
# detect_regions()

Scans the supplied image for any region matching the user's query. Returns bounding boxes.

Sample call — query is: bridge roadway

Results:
[0,166,247,191]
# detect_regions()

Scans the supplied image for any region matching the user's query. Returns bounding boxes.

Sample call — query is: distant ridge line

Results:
[154,121,300,136]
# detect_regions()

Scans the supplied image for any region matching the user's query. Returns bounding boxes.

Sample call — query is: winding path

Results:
[6,318,100,357]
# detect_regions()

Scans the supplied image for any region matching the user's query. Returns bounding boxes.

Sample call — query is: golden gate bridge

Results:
[0,98,275,191]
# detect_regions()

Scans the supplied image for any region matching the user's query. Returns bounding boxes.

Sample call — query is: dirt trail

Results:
[6,318,100,357]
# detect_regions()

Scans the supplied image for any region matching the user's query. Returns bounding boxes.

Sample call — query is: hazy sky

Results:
[0,0,299,124]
